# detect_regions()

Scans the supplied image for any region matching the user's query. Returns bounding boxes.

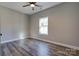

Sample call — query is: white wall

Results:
[30,3,79,47]
[0,6,30,43]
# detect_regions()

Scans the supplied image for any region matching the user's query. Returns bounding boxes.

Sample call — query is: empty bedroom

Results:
[0,2,79,56]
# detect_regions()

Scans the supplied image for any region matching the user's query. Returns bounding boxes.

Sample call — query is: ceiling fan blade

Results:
[22,4,30,7]
[35,4,42,7]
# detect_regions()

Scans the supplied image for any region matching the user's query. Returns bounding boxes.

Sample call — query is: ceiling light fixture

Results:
[30,4,35,7]
[22,2,42,11]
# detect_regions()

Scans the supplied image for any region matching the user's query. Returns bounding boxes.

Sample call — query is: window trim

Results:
[39,17,48,35]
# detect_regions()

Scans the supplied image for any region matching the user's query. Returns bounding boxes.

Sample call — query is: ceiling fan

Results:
[22,2,42,11]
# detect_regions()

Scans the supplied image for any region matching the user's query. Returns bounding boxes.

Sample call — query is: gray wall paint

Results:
[0,6,30,42]
[30,3,79,47]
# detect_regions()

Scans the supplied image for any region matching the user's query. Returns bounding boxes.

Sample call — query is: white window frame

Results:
[39,17,48,35]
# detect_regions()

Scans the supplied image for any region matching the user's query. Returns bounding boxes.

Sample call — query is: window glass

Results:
[39,17,48,35]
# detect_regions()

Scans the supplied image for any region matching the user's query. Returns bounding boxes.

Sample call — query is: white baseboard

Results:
[1,36,29,44]
[32,37,79,50]
[1,38,20,44]
[1,38,26,44]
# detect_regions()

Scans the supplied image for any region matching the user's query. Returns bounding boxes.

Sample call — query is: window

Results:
[39,17,48,35]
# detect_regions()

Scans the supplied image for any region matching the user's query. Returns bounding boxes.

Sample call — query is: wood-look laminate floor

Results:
[0,38,68,56]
